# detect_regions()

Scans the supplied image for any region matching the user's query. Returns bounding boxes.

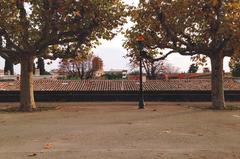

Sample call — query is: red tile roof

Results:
[1,79,240,91]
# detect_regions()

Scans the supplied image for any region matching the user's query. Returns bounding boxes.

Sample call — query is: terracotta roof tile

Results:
[0,79,240,91]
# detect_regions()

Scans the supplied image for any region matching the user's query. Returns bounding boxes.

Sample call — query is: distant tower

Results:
[92,56,104,78]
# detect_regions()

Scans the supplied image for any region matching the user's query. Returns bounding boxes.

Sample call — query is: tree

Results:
[59,52,94,79]
[2,40,14,75]
[231,63,240,77]
[129,58,166,79]
[164,63,181,74]
[229,57,240,77]
[0,0,127,111]
[188,64,199,73]
[142,59,164,79]
[124,32,173,79]
[229,56,240,71]
[124,4,182,80]
[36,57,45,75]
[104,73,122,80]
[127,0,240,109]
[4,59,14,75]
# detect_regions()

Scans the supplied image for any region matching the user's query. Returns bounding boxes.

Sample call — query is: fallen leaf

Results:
[44,143,54,149]
[27,153,37,157]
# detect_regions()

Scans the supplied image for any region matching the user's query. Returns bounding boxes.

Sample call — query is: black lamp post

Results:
[136,35,145,109]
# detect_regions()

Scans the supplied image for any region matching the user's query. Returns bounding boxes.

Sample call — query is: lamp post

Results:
[136,35,145,109]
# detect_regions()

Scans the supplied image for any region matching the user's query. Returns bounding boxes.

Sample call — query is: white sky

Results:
[0,0,231,74]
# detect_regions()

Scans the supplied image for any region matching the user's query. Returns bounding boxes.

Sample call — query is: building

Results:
[92,57,104,78]
[104,69,128,80]
[2,78,240,91]
[203,67,210,73]
[157,73,212,80]
[0,69,4,76]
[127,74,147,82]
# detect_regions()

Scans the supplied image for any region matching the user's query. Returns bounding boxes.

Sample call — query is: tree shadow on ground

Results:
[0,105,58,113]
[185,104,240,111]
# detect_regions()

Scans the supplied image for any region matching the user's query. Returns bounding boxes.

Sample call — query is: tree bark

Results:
[19,55,36,111]
[210,54,226,110]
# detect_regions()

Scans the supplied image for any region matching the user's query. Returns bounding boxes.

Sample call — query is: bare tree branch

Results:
[0,48,20,63]
[151,50,175,62]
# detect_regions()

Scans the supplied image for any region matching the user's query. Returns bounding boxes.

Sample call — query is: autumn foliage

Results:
[125,0,240,109]
[0,0,128,111]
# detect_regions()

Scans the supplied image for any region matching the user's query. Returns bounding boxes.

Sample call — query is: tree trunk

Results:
[19,55,36,111]
[210,54,226,110]
[151,67,157,80]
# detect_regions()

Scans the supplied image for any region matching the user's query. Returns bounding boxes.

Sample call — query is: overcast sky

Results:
[0,0,230,74]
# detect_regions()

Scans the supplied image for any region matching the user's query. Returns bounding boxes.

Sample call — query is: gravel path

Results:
[0,102,240,159]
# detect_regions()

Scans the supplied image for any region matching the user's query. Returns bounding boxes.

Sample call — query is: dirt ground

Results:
[0,102,240,159]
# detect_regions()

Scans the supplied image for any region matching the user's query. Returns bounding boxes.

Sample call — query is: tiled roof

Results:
[1,79,240,91]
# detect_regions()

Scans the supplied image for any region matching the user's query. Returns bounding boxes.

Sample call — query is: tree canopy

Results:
[125,0,240,109]
[0,0,128,111]
[126,0,239,58]
[0,0,127,61]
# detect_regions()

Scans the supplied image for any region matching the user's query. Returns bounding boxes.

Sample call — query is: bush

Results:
[232,63,240,77]
[104,73,122,80]
[188,64,198,73]
[57,76,81,80]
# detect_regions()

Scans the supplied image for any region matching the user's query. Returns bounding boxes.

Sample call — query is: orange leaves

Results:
[1,0,128,60]
[136,35,145,42]
[44,143,54,149]
[73,11,81,17]
[126,0,240,61]
[209,0,218,7]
